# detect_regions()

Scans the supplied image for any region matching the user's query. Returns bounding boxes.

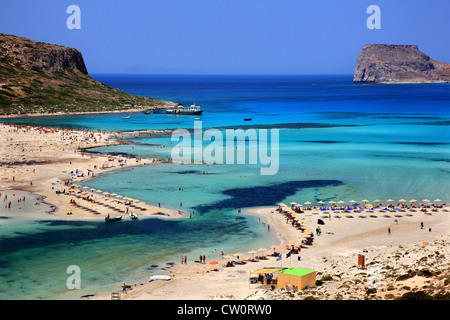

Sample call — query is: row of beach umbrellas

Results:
[280,198,446,207]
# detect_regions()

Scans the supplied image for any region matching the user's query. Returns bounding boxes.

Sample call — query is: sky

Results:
[1,0,449,74]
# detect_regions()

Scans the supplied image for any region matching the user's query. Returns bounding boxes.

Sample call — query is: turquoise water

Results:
[1,75,449,299]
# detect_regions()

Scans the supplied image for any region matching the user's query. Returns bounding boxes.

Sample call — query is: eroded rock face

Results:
[0,33,88,74]
[353,44,450,83]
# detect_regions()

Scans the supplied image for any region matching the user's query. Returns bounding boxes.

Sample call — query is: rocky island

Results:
[0,33,175,116]
[353,44,450,84]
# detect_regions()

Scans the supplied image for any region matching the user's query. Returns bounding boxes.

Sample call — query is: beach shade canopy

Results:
[317,219,325,225]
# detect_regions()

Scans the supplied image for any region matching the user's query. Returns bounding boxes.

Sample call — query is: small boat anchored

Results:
[105,215,122,222]
[149,275,171,281]
[165,104,203,115]
[121,116,131,119]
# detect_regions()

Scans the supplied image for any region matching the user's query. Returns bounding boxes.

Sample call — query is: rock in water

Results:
[353,44,450,84]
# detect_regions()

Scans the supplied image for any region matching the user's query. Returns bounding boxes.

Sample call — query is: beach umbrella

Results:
[304,201,311,205]
[318,201,324,204]
[422,199,430,202]
[223,255,234,260]
[96,190,102,193]
[338,200,345,204]
[399,199,406,202]
[278,202,287,207]
[234,252,243,261]
[349,200,356,203]
[362,199,369,203]
[387,199,394,202]
[317,219,325,225]
[103,192,110,195]
[329,201,335,204]
[374,199,380,202]
[247,250,257,259]
[434,199,442,202]
[111,193,117,196]
[409,199,417,203]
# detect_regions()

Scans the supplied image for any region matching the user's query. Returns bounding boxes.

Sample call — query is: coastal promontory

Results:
[353,44,450,84]
[0,33,173,115]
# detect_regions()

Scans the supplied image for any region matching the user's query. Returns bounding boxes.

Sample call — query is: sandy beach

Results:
[0,123,178,219]
[96,205,448,300]
[1,122,448,300]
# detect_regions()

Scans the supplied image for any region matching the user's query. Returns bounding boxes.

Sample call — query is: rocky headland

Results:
[353,44,450,84]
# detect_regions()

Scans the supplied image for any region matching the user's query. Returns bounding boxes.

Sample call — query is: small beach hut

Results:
[277,268,316,290]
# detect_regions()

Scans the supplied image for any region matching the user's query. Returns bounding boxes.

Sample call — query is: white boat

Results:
[165,104,203,115]
[149,275,171,281]
[121,116,131,119]
[129,212,138,220]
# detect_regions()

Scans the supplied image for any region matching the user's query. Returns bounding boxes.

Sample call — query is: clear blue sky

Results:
[1,0,449,74]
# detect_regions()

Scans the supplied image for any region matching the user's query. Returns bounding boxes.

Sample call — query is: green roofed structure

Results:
[277,268,316,290]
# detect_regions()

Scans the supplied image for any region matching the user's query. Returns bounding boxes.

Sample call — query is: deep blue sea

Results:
[1,74,449,299]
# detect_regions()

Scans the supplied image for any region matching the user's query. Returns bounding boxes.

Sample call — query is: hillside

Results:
[353,44,450,84]
[0,34,174,115]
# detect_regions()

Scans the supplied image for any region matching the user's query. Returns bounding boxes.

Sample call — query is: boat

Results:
[105,215,122,222]
[144,110,151,114]
[149,275,171,281]
[121,116,131,119]
[165,104,203,115]
[129,212,138,220]
[244,118,252,121]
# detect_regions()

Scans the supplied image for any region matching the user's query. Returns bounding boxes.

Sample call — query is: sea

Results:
[0,74,449,299]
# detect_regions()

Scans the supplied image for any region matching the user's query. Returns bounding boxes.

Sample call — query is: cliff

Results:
[0,34,173,115]
[353,44,450,84]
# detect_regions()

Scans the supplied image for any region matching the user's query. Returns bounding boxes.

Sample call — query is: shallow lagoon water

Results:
[0,75,449,299]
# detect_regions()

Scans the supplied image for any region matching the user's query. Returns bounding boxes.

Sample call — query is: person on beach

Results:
[421,222,424,229]
[203,255,205,264]
[122,283,127,294]
[184,256,187,264]
[181,255,184,264]
[388,227,391,235]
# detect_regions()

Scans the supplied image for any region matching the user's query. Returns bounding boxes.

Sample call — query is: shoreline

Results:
[93,204,449,300]
[0,101,179,119]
